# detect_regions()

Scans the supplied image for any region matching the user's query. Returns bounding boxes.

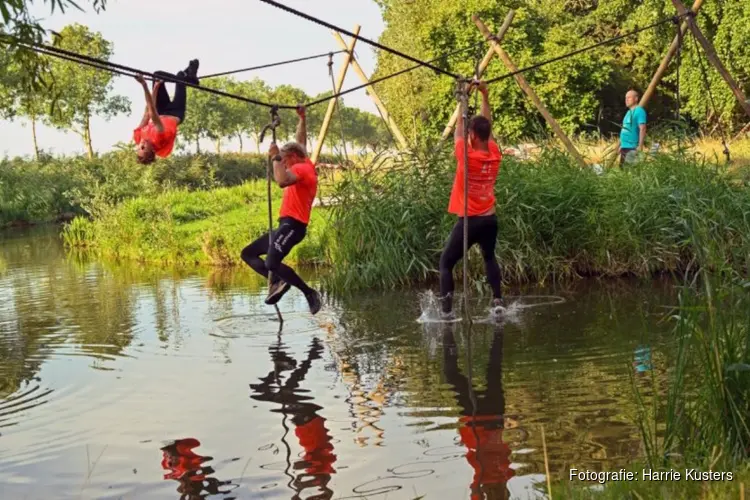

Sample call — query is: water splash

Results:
[416,291,461,324]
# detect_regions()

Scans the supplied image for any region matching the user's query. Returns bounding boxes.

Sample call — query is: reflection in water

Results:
[160,438,238,499]
[0,226,684,498]
[443,323,513,500]
[250,335,337,499]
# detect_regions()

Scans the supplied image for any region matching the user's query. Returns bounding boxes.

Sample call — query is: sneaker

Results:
[186,59,200,84]
[265,279,291,305]
[492,297,505,309]
[305,289,322,315]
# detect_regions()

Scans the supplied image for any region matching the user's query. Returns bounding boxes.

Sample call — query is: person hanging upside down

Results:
[133,59,200,164]
[439,80,504,318]
[240,106,322,315]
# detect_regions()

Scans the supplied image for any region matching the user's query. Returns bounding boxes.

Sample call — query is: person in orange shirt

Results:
[442,322,513,500]
[250,337,336,499]
[133,59,199,164]
[440,80,504,318]
[240,105,322,315]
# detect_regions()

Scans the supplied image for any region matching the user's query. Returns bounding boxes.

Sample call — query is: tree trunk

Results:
[195,137,201,154]
[237,133,243,153]
[31,115,40,161]
[215,138,221,154]
[84,114,94,160]
[255,134,261,153]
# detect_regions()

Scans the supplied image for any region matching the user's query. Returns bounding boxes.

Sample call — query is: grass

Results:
[62,180,332,267]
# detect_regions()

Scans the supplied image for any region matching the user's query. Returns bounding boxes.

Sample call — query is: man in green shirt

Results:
[619,89,647,166]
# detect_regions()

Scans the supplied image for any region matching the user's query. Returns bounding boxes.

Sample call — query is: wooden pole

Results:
[641,0,704,107]
[311,25,361,164]
[440,10,515,142]
[332,31,409,150]
[670,0,750,120]
[473,15,587,168]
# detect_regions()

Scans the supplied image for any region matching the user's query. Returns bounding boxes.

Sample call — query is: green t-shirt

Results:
[620,106,647,149]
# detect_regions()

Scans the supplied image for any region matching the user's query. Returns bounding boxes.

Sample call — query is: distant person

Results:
[619,89,647,166]
[134,59,200,164]
[439,80,504,318]
[442,322,513,499]
[240,105,322,315]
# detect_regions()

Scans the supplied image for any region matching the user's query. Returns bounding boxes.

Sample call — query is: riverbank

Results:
[60,148,750,292]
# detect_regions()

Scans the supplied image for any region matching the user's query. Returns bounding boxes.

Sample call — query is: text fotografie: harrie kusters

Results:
[570,469,734,483]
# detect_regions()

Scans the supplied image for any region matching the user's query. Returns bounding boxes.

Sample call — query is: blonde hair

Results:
[280,142,306,159]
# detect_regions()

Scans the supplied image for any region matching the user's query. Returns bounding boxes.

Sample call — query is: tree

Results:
[45,24,130,159]
[372,0,750,142]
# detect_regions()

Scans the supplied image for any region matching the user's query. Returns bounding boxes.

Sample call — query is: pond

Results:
[0,226,677,499]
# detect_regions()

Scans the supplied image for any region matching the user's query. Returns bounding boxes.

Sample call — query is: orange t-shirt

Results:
[294,416,336,475]
[279,159,318,224]
[133,116,179,158]
[458,415,514,492]
[448,138,502,216]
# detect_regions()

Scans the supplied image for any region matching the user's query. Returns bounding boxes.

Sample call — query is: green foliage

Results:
[325,148,750,292]
[45,24,130,157]
[62,181,330,267]
[0,152,276,227]
[372,0,750,143]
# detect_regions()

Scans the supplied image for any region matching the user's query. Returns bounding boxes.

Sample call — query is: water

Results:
[0,226,678,499]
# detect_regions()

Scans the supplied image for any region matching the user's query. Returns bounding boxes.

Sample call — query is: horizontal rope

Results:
[259,0,461,80]
[0,33,295,109]
[484,13,689,85]
[201,50,347,79]
[305,38,489,106]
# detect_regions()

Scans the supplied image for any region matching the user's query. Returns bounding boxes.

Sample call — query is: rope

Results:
[304,39,488,107]
[690,30,731,164]
[259,0,461,80]
[456,79,473,325]
[201,50,346,79]
[0,33,295,109]
[674,16,683,151]
[328,52,349,162]
[484,13,690,85]
[260,106,284,324]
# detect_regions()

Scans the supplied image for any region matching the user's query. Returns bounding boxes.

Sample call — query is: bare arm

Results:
[269,143,299,188]
[638,124,647,150]
[295,106,307,151]
[136,75,164,132]
[478,81,493,141]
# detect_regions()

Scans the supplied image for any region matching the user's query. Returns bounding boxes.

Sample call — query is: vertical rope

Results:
[328,53,349,162]
[458,79,473,324]
[690,31,731,163]
[264,106,284,324]
[674,17,683,151]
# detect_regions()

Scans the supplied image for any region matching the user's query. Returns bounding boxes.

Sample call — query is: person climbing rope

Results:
[439,80,504,319]
[133,59,200,164]
[240,105,322,315]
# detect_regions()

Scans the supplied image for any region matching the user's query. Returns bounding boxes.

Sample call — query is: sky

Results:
[0,0,386,157]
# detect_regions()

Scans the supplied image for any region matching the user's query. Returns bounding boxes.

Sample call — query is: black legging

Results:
[439,214,502,312]
[240,217,313,295]
[152,68,197,123]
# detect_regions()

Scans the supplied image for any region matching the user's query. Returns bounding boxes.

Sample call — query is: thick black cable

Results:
[0,34,294,109]
[259,0,461,80]
[484,13,689,85]
[304,39,488,107]
[201,50,346,79]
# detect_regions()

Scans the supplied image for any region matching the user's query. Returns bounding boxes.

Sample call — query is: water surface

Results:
[0,226,677,499]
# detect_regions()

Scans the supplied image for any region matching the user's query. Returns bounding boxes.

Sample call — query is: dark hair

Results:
[468,116,491,141]
[137,149,156,164]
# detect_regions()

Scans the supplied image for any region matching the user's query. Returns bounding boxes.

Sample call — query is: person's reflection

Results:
[442,323,513,500]
[160,438,237,499]
[250,337,336,500]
